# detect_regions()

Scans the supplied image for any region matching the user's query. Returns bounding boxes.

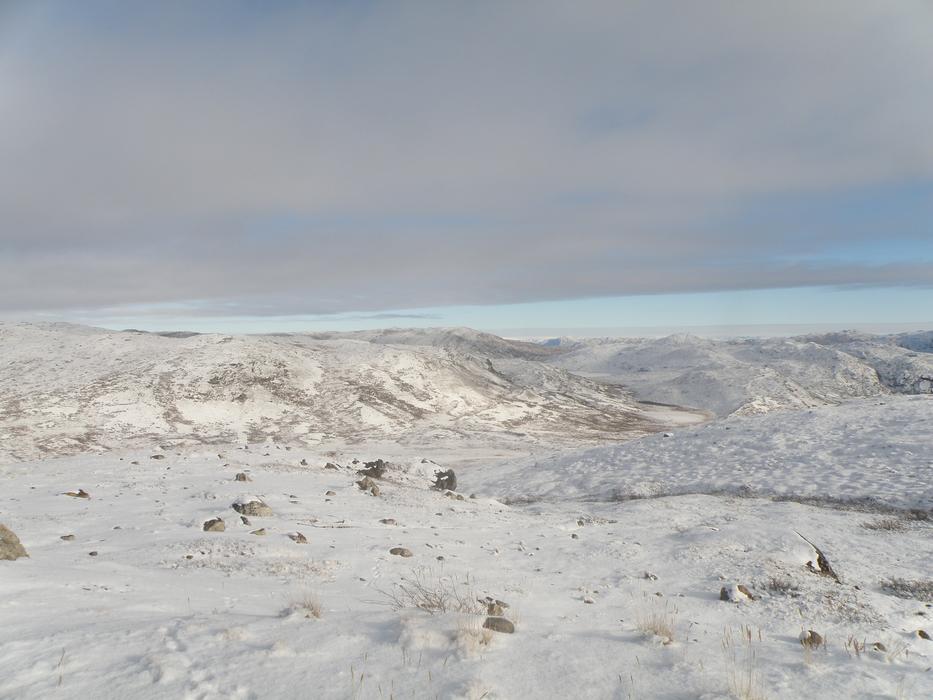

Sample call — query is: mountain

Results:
[545,331,933,416]
[0,323,662,461]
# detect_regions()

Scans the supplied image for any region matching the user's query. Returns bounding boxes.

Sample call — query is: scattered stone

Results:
[483,617,515,634]
[571,533,579,539]
[380,518,397,525]
[300,459,308,466]
[872,641,887,652]
[250,528,267,536]
[64,489,90,499]
[389,547,413,557]
[149,454,165,460]
[232,499,273,517]
[325,490,337,496]
[444,491,465,501]
[583,596,595,604]
[720,584,756,602]
[288,532,308,544]
[357,459,387,479]
[0,524,28,561]
[644,572,658,581]
[240,516,251,525]
[919,629,931,640]
[356,477,380,496]
[796,531,840,582]
[60,534,75,541]
[324,462,339,470]
[799,630,824,648]
[130,461,139,465]
[203,518,226,532]
[234,473,251,482]
[432,469,457,491]
[88,551,98,557]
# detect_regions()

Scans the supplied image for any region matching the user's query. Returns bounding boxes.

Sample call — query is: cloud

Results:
[1,1,932,318]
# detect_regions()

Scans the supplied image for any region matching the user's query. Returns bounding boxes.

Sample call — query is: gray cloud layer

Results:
[2,1,932,317]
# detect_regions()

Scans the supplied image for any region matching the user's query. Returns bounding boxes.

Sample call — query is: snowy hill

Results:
[0,323,675,461]
[546,331,933,416]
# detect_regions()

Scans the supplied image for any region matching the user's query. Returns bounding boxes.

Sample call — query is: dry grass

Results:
[380,567,484,615]
[287,592,323,619]
[881,577,933,603]
[635,597,677,644]
[456,615,495,656]
[862,518,907,532]
[722,625,767,700]
[764,576,799,597]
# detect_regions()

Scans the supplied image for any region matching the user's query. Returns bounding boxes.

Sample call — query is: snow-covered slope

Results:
[469,395,933,511]
[0,323,667,461]
[547,331,933,416]
[1,436,930,699]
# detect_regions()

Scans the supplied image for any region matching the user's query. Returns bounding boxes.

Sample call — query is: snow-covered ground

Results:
[2,323,932,698]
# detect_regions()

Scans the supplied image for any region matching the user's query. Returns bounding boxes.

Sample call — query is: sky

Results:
[1,1,932,335]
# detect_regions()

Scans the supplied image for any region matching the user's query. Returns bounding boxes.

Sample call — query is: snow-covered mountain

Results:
[0,323,667,461]
[545,331,933,416]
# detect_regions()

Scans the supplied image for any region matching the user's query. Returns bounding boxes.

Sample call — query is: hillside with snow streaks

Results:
[546,331,933,416]
[0,323,673,461]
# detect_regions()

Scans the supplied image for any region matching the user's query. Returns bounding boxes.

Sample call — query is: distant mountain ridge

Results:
[0,323,654,461]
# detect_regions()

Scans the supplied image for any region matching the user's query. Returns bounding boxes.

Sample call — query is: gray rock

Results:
[232,499,273,517]
[288,532,308,544]
[357,477,380,496]
[389,547,413,557]
[203,518,226,532]
[250,528,267,536]
[234,472,251,482]
[0,524,28,561]
[483,617,515,634]
[433,469,457,491]
[357,459,387,479]
[60,534,75,541]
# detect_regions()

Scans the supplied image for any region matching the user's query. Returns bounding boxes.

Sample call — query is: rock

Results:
[324,462,339,470]
[356,477,380,496]
[149,454,165,460]
[88,551,98,557]
[583,596,595,604]
[325,490,336,496]
[380,518,397,525]
[240,516,251,525]
[919,629,931,640]
[288,532,308,544]
[64,489,90,499]
[251,528,267,536]
[0,524,28,560]
[644,572,658,581]
[571,533,579,539]
[389,547,413,557]
[720,584,756,602]
[357,459,387,479]
[799,630,824,648]
[299,458,308,466]
[60,534,75,541]
[444,491,465,501]
[203,518,226,532]
[232,499,273,517]
[432,469,457,491]
[483,617,515,634]
[234,473,251,482]
[872,641,887,652]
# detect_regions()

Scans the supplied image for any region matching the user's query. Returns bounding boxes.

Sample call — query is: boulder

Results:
[232,499,273,517]
[356,477,380,496]
[389,547,413,558]
[483,617,515,634]
[357,459,387,479]
[203,518,225,532]
[433,469,457,491]
[0,524,28,561]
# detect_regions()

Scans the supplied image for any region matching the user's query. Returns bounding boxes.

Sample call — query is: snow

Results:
[1,323,932,699]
